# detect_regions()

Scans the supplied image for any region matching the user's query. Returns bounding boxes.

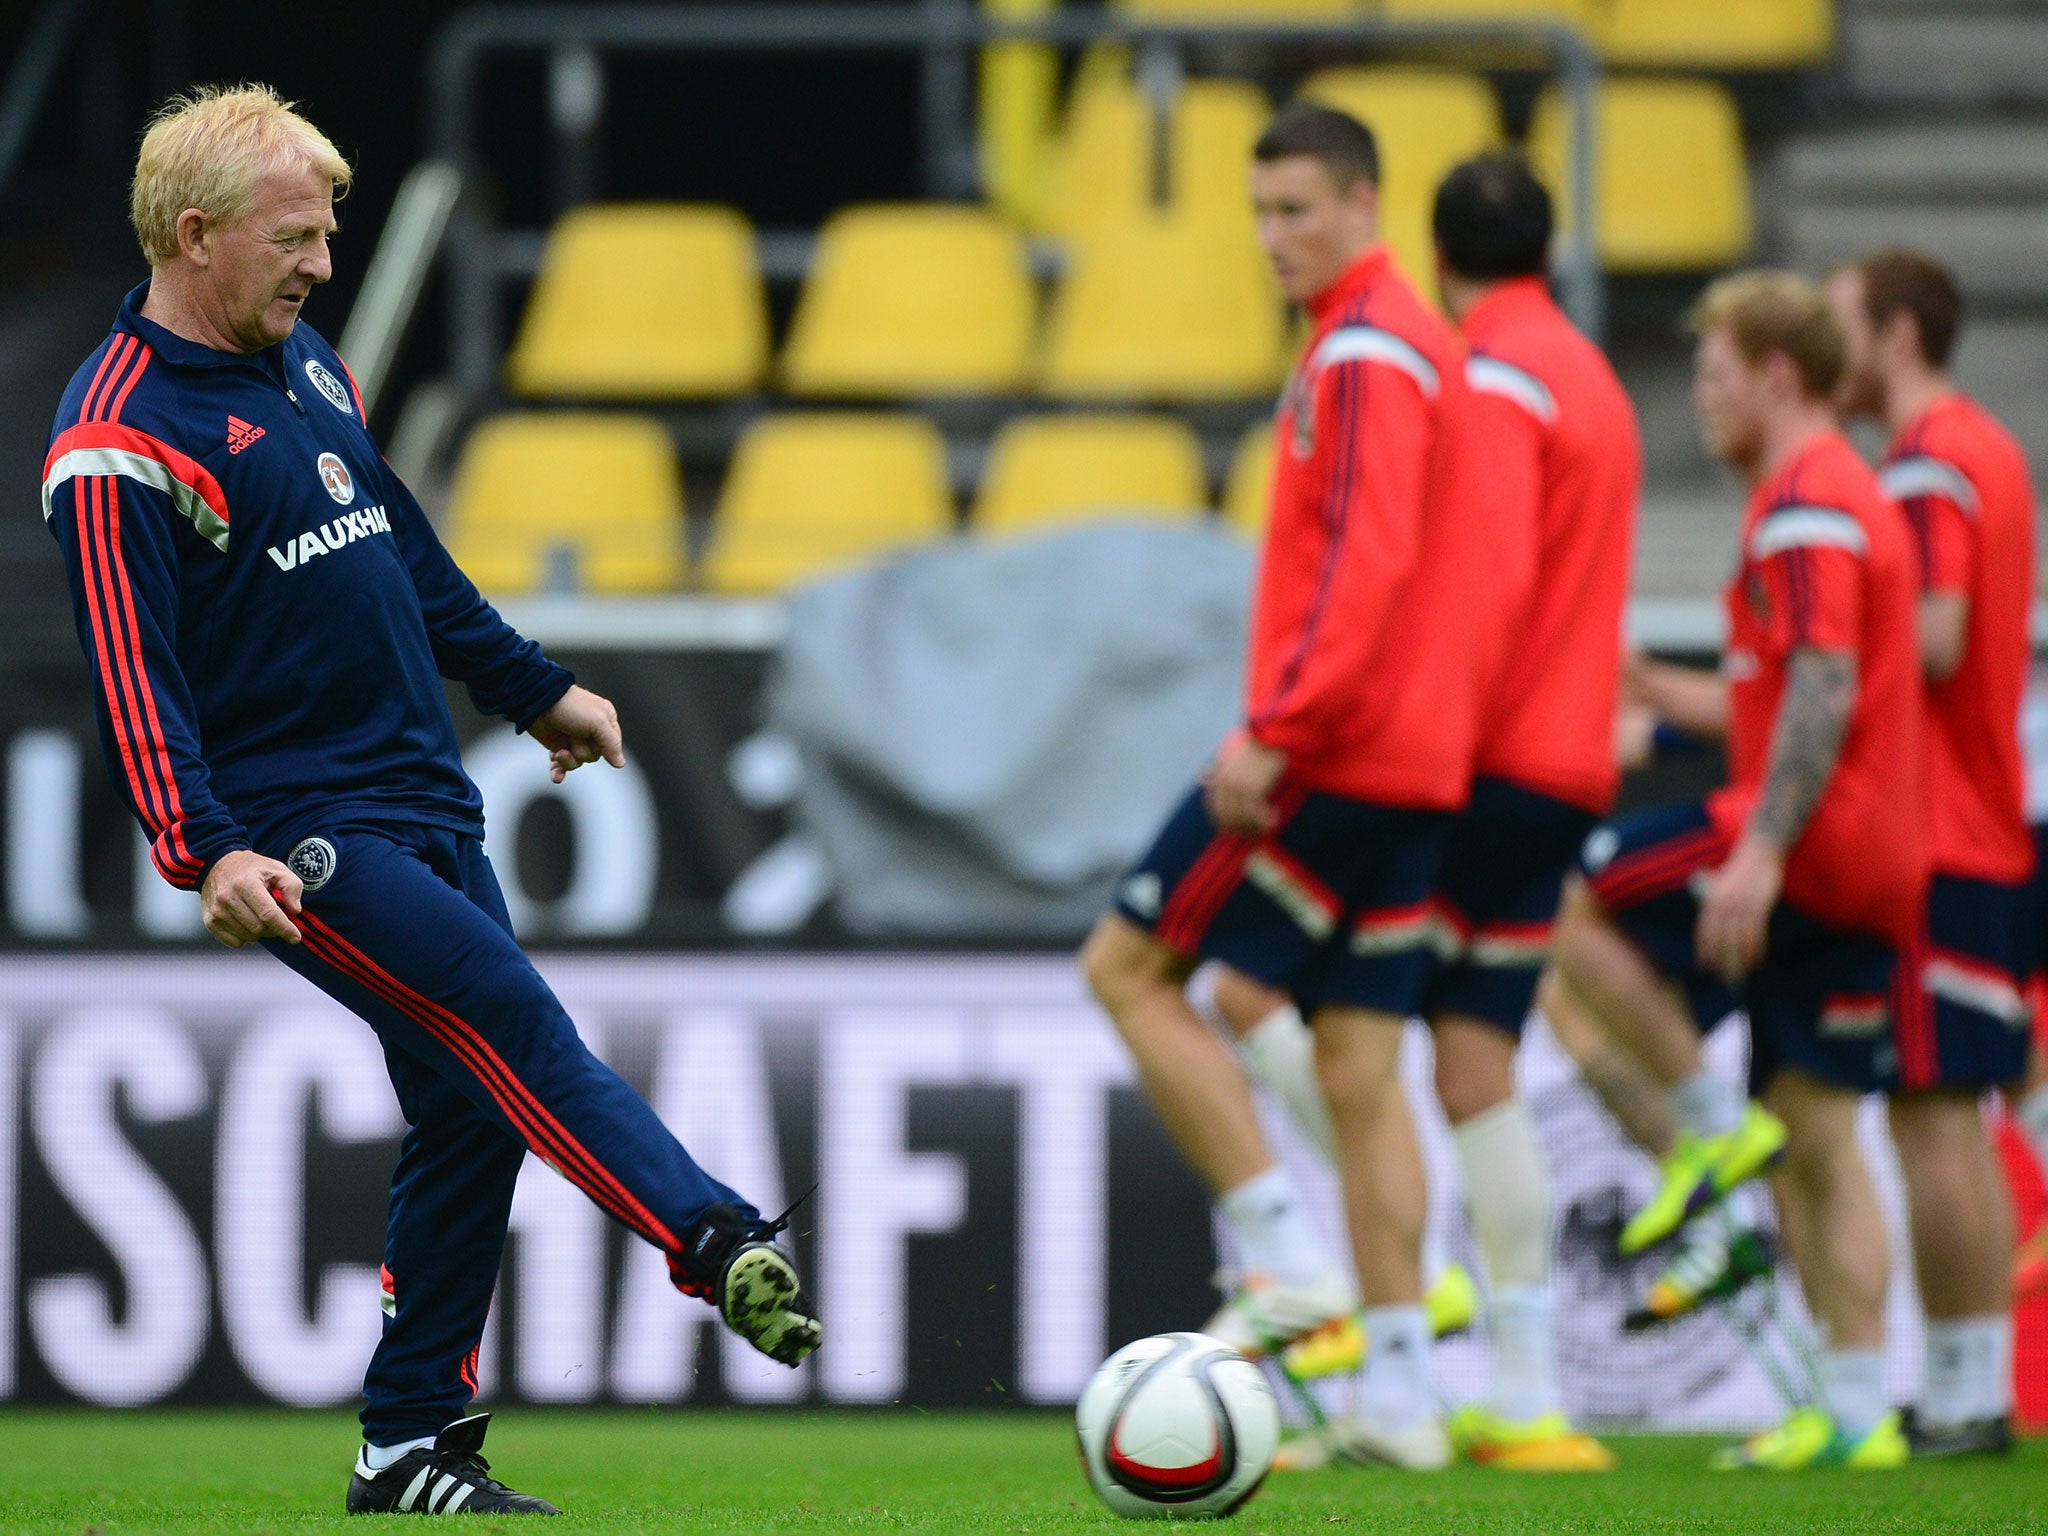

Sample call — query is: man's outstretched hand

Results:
[201,850,303,948]
[530,685,626,783]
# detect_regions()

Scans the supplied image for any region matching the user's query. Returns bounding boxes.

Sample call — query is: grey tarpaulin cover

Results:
[765,519,1254,937]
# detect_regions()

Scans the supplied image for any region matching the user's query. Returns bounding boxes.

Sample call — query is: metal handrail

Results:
[337,159,464,422]
[423,2,1603,396]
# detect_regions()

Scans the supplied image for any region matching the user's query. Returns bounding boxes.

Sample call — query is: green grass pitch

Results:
[0,1410,2042,1534]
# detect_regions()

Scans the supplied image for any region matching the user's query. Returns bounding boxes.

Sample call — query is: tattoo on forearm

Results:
[1753,649,1855,850]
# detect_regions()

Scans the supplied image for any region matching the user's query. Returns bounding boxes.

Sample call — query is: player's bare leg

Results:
[1554,884,1786,1255]
[1753,1070,1892,1446]
[1308,1003,1448,1469]
[2011,1044,2048,1298]
[1211,968,1338,1160]
[1540,967,1676,1157]
[1542,967,1771,1328]
[1889,1089,2014,1445]
[1083,918,1351,1355]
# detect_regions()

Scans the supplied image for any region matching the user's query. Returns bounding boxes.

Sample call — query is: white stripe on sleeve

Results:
[1749,505,1869,560]
[1313,324,1440,397]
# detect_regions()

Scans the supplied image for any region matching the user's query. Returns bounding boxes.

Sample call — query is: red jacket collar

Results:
[1307,246,1393,324]
[1458,275,1552,338]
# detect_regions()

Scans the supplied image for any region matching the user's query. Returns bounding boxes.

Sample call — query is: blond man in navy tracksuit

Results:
[45,84,819,1516]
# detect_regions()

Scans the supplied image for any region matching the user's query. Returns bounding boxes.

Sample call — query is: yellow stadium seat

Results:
[1528,77,1752,272]
[1043,75,1272,238]
[1113,0,1360,19]
[702,414,955,594]
[1040,217,1286,400]
[1600,0,1832,68]
[507,205,768,398]
[1381,0,1592,22]
[1301,67,1505,291]
[973,413,1208,534]
[1222,421,1275,537]
[445,414,685,595]
[781,205,1037,398]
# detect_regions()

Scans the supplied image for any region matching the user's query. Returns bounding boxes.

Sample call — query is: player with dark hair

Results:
[1083,99,1487,1471]
[1554,271,1922,1470]
[1828,249,2036,1457]
[46,86,818,1516]
[1416,149,1638,1471]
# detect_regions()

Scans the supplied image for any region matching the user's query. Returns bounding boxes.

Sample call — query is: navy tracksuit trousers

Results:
[265,823,746,1443]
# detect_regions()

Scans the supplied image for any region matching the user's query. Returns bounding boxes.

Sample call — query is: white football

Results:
[1075,1332,1280,1520]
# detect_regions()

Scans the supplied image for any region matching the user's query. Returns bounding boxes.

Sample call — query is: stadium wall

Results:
[0,952,1937,1430]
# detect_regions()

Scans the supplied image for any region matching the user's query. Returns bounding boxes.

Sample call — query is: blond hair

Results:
[130,84,351,266]
[1688,269,1845,401]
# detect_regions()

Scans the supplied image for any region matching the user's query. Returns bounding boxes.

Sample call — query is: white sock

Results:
[1721,1181,1766,1230]
[1671,1071,1744,1139]
[1216,1165,1328,1285]
[363,1435,435,1471]
[1819,1347,1888,1438]
[1922,1315,2012,1426]
[1452,1100,1550,1289]
[1236,1003,1337,1163]
[1357,1304,1433,1429]
[2017,1082,2048,1177]
[1486,1283,1560,1422]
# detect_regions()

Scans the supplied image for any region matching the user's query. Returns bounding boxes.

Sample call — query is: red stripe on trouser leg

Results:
[297,913,681,1251]
[295,924,635,1224]
[296,921,657,1242]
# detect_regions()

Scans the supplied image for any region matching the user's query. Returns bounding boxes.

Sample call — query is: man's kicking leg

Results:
[270,829,821,1381]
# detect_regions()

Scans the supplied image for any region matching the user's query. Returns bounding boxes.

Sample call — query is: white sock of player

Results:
[2016,1081,2048,1176]
[362,1435,435,1471]
[1670,1071,1744,1139]
[1215,1165,1327,1285]
[1450,1100,1558,1421]
[1235,1002,1338,1163]
[1356,1305,1434,1429]
[1921,1314,2013,1427]
[1818,1347,1887,1439]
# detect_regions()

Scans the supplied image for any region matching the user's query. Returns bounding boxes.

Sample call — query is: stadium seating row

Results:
[509,70,1750,404]
[1104,0,1832,71]
[444,412,1277,596]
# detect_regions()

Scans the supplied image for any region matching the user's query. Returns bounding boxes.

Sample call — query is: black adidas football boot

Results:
[347,1414,560,1515]
[1900,1406,2013,1459]
[670,1201,822,1366]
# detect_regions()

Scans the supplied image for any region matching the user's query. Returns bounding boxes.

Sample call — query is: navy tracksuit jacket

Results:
[45,284,748,1440]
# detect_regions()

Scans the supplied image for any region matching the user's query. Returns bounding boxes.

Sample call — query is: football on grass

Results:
[1075,1332,1279,1520]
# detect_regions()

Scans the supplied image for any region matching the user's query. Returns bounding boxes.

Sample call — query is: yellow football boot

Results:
[1447,1406,1617,1472]
[1620,1103,1787,1255]
[1281,1264,1479,1381]
[1709,1408,1907,1471]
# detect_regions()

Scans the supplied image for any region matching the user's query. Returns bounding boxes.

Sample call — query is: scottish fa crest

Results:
[304,357,354,416]
[287,836,338,892]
